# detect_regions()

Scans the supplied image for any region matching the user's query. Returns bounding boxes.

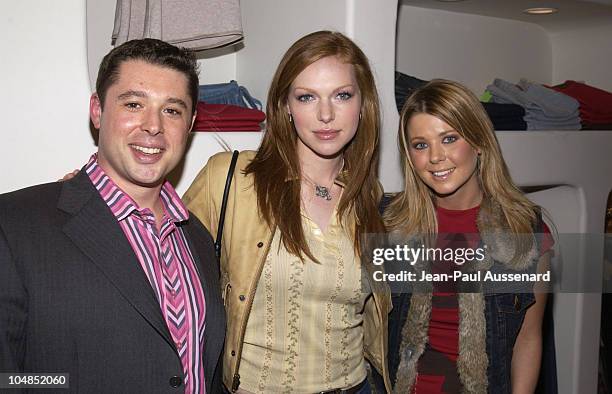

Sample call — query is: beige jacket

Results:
[183,151,392,392]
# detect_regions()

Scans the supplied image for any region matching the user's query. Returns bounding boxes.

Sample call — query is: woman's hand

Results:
[58,169,79,182]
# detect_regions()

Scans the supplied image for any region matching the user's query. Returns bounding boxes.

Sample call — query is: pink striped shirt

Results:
[85,154,207,393]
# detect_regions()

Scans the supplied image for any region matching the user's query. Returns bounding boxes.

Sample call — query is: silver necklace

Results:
[302,173,334,201]
[314,184,333,201]
[301,159,343,202]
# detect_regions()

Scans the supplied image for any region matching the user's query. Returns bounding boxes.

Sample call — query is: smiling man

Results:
[0,39,224,393]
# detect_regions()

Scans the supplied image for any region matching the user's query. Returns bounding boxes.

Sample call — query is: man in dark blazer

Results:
[0,39,224,393]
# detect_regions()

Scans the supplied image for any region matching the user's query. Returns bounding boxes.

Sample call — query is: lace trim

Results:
[257,254,274,392]
[324,249,345,387]
[280,259,305,392]
[341,276,363,387]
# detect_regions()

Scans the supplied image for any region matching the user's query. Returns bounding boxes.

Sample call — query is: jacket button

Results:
[257,242,264,248]
[231,350,236,356]
[239,295,246,301]
[169,376,182,388]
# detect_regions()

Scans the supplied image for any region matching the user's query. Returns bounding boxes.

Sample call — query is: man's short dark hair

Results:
[96,38,199,114]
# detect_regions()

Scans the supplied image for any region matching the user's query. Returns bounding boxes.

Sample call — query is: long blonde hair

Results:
[245,31,384,261]
[385,79,537,259]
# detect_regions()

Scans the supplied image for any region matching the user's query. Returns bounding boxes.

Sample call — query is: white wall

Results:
[551,24,612,91]
[86,0,115,90]
[237,0,349,107]
[396,5,552,94]
[351,1,401,192]
[0,0,93,194]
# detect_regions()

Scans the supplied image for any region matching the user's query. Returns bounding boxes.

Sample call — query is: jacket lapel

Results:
[58,172,174,347]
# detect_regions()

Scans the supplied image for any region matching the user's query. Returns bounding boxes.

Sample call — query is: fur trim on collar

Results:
[476,198,539,271]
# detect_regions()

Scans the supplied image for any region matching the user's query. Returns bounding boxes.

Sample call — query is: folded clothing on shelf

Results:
[394,71,428,112]
[112,0,243,50]
[550,80,612,126]
[394,71,527,131]
[487,78,581,130]
[481,102,527,130]
[198,80,262,110]
[193,102,265,132]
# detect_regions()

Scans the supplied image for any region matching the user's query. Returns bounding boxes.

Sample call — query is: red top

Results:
[414,205,552,393]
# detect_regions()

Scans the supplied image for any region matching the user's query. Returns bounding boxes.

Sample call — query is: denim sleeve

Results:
[387,292,412,386]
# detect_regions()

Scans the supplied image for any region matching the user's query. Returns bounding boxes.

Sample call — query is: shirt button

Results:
[169,376,183,388]
[239,295,246,301]
[257,242,264,248]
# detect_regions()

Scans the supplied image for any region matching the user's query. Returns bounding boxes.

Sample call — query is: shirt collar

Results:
[84,153,189,223]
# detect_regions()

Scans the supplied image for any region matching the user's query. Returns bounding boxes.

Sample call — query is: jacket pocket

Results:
[495,293,535,314]
[494,293,535,345]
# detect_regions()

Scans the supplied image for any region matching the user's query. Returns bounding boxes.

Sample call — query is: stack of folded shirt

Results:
[487,78,581,130]
[193,102,266,132]
[549,81,612,129]
[394,71,427,112]
[480,102,526,130]
[395,71,526,130]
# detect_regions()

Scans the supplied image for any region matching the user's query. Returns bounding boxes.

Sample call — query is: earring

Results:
[359,112,362,120]
[289,113,293,123]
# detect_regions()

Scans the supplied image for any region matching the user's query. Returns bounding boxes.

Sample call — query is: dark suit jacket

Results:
[0,172,225,393]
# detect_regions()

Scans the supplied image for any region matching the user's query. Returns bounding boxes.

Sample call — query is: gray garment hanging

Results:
[112,0,243,50]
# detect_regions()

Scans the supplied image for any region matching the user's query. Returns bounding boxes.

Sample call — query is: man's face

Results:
[90,60,195,197]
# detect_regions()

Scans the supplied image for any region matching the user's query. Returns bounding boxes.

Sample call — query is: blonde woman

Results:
[385,79,553,393]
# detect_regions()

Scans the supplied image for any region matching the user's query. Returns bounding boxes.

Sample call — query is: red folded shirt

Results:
[194,123,262,131]
[550,81,612,124]
[194,102,265,132]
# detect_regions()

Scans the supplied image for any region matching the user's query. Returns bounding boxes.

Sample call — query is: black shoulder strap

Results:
[215,150,239,262]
